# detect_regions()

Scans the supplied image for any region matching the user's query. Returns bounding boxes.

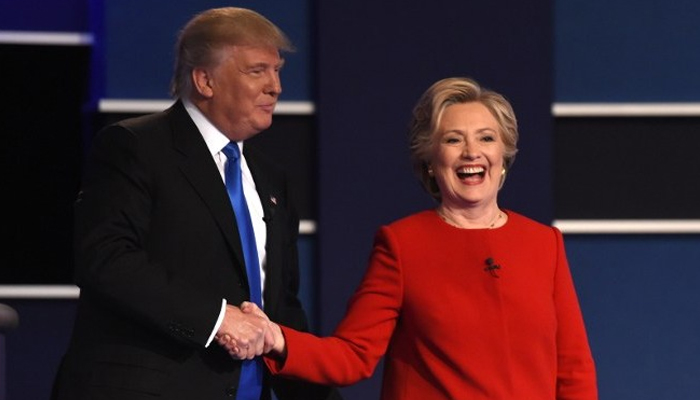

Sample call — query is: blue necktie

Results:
[222,142,263,400]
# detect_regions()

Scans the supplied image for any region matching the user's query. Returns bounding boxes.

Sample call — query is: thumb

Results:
[240,301,258,313]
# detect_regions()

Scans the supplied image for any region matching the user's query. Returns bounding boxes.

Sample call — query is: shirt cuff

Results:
[205,299,227,348]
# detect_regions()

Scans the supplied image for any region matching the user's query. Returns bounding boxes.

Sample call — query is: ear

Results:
[191,67,214,98]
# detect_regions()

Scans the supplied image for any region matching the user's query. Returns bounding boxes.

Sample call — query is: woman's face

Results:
[431,101,506,209]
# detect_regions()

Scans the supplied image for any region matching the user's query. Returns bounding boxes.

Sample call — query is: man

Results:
[52,7,341,400]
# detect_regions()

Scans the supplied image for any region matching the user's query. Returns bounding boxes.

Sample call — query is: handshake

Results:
[214,301,286,360]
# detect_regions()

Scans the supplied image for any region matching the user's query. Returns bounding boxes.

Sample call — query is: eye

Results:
[442,134,463,145]
[478,130,499,142]
[245,64,269,76]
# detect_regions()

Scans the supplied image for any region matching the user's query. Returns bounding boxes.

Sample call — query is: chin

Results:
[254,119,273,131]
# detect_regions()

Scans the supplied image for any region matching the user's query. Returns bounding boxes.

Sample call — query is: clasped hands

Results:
[214,301,285,360]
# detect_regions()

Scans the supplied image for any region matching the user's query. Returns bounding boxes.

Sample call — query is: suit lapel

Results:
[167,102,247,275]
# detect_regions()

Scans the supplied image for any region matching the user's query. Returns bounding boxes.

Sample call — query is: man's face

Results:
[204,45,284,140]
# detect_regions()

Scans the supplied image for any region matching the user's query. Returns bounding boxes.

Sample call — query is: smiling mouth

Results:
[456,166,486,179]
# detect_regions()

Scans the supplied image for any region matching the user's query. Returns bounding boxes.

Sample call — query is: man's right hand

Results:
[215,303,272,359]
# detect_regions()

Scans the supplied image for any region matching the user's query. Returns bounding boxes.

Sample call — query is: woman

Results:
[261,77,598,399]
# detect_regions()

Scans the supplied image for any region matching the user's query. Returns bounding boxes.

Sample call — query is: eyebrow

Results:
[245,57,285,71]
[476,127,498,134]
[442,127,498,134]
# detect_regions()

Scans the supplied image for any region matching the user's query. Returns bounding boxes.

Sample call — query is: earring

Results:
[428,167,434,176]
[498,168,507,189]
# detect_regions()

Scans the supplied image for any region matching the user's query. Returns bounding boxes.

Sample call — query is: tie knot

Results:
[222,142,240,161]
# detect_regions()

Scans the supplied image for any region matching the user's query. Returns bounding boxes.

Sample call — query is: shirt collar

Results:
[182,99,243,156]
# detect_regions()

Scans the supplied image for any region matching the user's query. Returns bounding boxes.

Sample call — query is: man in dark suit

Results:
[52,7,341,400]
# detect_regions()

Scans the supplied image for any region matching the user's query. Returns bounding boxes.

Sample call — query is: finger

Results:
[232,345,245,357]
[223,339,244,358]
[215,334,229,347]
[228,346,242,358]
[229,334,253,356]
[219,337,239,354]
[235,343,252,360]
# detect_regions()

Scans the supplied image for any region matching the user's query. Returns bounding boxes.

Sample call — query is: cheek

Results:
[489,149,506,167]
[434,159,455,182]
[434,169,457,194]
[434,147,457,166]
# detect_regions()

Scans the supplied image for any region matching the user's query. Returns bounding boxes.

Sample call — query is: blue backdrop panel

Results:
[0,0,89,31]
[3,300,76,400]
[99,0,312,100]
[555,0,700,102]
[297,235,318,330]
[567,234,700,400]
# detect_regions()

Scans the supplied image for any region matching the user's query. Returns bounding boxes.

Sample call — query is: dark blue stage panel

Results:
[555,0,700,102]
[567,234,700,400]
[0,0,89,32]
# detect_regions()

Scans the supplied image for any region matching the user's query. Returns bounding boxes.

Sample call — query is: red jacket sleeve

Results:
[265,227,402,385]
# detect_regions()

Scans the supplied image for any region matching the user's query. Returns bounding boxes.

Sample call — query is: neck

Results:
[436,205,504,230]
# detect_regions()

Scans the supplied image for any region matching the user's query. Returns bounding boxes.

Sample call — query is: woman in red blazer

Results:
[247,77,598,399]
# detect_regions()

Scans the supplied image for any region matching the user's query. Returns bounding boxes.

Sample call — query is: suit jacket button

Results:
[225,385,237,397]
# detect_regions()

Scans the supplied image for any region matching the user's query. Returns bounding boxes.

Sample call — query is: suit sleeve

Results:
[265,226,402,386]
[552,227,599,400]
[74,125,221,346]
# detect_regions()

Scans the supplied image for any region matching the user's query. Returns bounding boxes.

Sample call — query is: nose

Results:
[461,140,479,159]
[265,71,282,96]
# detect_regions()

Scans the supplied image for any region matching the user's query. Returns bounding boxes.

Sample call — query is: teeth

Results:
[456,166,486,179]
[457,166,484,174]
